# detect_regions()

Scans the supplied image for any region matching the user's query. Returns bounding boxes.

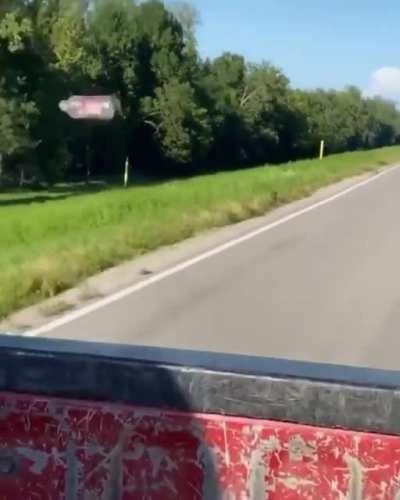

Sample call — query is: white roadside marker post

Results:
[124,157,129,187]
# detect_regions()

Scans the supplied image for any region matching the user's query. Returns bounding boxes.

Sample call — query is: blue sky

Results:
[190,0,400,101]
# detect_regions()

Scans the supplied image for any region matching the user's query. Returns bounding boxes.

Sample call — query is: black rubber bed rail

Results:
[0,335,399,435]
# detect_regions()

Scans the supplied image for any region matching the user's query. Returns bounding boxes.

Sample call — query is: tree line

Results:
[1,0,400,185]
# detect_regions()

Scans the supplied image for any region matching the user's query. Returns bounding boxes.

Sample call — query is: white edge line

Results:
[25,165,398,337]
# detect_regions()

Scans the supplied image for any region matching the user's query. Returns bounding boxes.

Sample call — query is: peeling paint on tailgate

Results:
[0,393,399,499]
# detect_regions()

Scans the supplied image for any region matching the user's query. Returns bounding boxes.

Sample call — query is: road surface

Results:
[28,166,400,370]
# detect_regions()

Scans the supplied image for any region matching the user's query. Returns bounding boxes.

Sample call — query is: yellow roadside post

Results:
[319,140,325,160]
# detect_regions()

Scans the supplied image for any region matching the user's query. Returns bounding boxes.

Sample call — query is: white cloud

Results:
[364,67,400,104]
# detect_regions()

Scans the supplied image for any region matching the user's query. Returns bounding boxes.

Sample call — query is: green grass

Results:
[1,146,400,319]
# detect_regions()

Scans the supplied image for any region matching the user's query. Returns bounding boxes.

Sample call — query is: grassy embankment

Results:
[1,146,400,318]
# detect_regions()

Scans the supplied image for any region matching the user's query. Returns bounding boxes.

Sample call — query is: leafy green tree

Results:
[240,63,298,162]
[134,1,210,171]
[364,96,400,147]
[294,89,349,155]
[203,56,301,165]
[0,86,38,171]
[142,79,211,165]
[1,0,399,183]
[201,53,247,165]
[168,1,200,42]
[0,7,39,182]
[293,87,400,157]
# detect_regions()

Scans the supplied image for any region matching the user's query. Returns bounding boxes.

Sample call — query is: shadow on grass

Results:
[0,173,181,207]
[0,194,82,207]
[0,181,110,207]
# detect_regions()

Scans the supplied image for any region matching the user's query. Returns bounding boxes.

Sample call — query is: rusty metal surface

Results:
[1,336,400,435]
[0,392,400,499]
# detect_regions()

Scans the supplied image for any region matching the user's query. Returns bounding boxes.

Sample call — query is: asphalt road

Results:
[33,166,400,370]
